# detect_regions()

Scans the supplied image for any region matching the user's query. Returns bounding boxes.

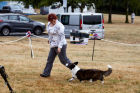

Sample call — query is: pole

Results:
[29,37,34,59]
[92,33,98,61]
[26,31,34,59]
[92,38,96,61]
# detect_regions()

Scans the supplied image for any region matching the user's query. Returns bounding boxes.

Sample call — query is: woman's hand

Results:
[57,48,61,54]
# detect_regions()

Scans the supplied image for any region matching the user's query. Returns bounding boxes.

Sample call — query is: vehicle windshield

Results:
[83,15,101,25]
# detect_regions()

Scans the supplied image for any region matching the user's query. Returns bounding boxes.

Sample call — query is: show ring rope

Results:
[101,39,140,47]
[0,31,35,58]
[0,32,140,59]
[0,36,27,45]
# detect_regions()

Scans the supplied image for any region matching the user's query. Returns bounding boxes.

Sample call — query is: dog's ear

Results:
[74,62,78,65]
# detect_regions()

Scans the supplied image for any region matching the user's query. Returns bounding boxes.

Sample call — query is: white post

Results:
[26,31,34,59]
[29,37,34,59]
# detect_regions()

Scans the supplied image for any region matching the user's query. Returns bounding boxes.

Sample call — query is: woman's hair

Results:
[48,13,57,21]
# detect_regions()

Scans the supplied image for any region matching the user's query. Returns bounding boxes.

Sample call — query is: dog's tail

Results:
[103,65,112,77]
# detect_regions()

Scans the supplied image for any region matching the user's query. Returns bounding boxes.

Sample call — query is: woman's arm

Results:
[58,24,65,49]
[47,22,52,44]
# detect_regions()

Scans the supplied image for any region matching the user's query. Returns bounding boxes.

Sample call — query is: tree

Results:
[92,0,114,23]
[124,0,129,23]
[10,0,140,17]
[108,0,113,23]
[129,0,140,14]
[39,0,60,7]
[14,0,60,8]
[68,0,95,13]
[67,0,78,12]
[77,0,87,13]
[0,0,7,1]
[116,0,140,23]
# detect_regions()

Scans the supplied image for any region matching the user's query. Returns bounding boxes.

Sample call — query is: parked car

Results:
[2,5,23,13]
[57,13,104,39]
[0,13,46,36]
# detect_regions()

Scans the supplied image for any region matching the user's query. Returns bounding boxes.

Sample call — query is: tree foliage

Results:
[9,0,140,15]
[67,0,78,12]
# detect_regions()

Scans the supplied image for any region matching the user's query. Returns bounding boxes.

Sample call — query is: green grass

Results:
[28,15,48,24]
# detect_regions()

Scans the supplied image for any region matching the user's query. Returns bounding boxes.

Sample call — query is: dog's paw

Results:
[68,77,74,82]
[68,79,73,82]
[101,81,104,85]
[68,79,72,82]
[80,81,84,83]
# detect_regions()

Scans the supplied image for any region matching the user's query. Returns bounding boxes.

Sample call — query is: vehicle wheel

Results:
[1,27,10,36]
[34,27,42,35]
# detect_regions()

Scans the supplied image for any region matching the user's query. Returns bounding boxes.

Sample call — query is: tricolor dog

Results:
[66,62,112,84]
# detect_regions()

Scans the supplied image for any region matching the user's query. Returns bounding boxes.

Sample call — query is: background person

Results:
[40,13,71,77]
[131,12,135,24]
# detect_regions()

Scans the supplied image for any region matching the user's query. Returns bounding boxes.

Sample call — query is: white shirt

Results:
[47,20,67,48]
[131,13,135,19]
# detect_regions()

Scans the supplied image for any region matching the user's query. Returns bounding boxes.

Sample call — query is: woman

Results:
[40,13,72,77]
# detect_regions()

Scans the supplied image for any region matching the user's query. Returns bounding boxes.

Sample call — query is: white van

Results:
[57,13,104,39]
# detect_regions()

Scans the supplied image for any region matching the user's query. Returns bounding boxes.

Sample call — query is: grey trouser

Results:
[131,18,134,24]
[42,45,71,76]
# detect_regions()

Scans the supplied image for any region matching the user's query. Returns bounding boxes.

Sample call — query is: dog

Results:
[66,62,112,84]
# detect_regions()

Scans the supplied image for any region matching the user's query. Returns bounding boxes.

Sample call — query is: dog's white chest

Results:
[71,66,80,77]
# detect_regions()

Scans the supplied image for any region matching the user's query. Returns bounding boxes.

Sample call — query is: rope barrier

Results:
[0,31,35,58]
[31,34,48,40]
[101,39,140,47]
[0,31,140,59]
[0,36,27,45]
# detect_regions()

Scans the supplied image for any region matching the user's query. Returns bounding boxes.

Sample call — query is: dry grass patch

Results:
[0,14,140,93]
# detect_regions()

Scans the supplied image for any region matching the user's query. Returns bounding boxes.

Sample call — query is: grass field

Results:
[0,14,140,93]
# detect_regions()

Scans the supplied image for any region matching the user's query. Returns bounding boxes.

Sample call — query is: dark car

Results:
[0,13,46,36]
